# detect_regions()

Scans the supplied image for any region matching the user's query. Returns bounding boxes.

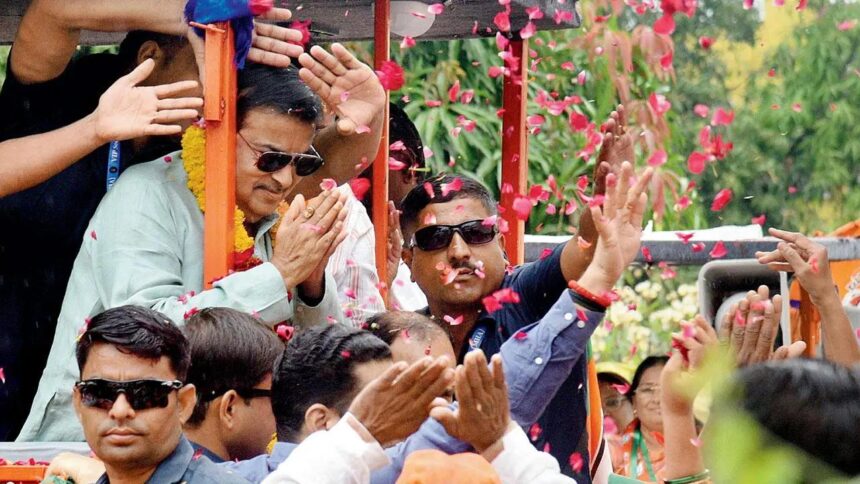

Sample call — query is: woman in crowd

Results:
[609,355,669,482]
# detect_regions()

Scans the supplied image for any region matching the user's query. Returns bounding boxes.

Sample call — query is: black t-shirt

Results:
[0,51,178,440]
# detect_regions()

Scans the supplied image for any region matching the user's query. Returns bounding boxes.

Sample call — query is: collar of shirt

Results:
[96,435,194,484]
[190,440,226,464]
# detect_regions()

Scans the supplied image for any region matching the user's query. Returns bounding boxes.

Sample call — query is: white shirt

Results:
[327,185,386,327]
[389,262,428,311]
[489,424,578,484]
[261,413,390,484]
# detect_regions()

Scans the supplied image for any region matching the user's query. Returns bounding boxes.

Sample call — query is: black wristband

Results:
[570,289,606,313]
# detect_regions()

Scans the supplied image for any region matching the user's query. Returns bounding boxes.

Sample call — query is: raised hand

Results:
[93,59,202,141]
[756,228,835,302]
[756,228,860,366]
[594,105,635,195]
[298,44,386,135]
[672,315,719,370]
[348,356,454,447]
[248,8,306,67]
[430,350,510,453]
[718,285,806,367]
[577,162,653,295]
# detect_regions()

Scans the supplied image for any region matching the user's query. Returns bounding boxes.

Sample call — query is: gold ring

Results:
[302,207,315,219]
[625,203,635,210]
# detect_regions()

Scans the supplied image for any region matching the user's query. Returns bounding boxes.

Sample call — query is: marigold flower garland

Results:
[181,126,262,271]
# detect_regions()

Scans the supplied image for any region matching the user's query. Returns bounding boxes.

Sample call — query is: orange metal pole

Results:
[500,39,529,265]
[0,465,46,482]
[373,0,391,297]
[202,23,238,288]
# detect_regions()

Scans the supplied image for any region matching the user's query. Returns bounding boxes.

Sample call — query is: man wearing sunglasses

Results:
[398,155,651,480]
[182,308,285,463]
[19,60,371,441]
[71,305,249,483]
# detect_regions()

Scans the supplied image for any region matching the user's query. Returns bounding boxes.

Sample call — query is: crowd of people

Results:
[0,1,858,483]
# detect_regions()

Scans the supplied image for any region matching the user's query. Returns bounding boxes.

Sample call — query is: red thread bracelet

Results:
[567,280,612,309]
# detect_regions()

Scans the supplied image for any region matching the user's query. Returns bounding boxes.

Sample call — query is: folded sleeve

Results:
[293,270,346,328]
[502,290,605,426]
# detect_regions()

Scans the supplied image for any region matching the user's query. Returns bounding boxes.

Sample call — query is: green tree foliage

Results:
[696,1,860,233]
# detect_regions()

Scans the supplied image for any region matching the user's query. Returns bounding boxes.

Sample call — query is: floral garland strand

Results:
[181,126,262,271]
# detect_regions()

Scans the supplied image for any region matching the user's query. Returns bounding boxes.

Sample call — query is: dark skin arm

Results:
[561,105,635,282]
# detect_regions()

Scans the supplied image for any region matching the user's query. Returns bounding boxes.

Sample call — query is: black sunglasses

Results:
[238,132,325,176]
[75,378,184,411]
[410,220,498,251]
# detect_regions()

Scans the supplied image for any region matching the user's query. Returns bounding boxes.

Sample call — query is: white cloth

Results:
[327,185,386,327]
[389,261,428,311]
[489,424,577,484]
[261,413,390,484]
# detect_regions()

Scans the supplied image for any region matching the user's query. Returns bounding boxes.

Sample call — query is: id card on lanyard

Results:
[106,141,121,191]
[468,326,487,352]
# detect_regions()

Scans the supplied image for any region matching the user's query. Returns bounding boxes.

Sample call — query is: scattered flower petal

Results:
[711,107,735,126]
[687,151,708,174]
[649,92,672,116]
[647,149,667,167]
[319,178,337,191]
[441,178,463,197]
[710,188,733,211]
[512,195,533,220]
[375,60,405,90]
[709,241,728,258]
[569,452,584,473]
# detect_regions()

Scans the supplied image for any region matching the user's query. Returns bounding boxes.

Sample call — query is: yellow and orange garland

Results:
[181,125,263,271]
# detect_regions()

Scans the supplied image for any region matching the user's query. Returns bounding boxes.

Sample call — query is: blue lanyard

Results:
[106,141,121,191]
[468,326,487,352]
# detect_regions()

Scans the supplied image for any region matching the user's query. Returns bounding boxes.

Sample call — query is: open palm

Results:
[94,59,202,141]
[298,43,385,134]
[586,162,653,289]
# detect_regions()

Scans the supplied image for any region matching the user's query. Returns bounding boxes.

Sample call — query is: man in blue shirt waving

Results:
[399,159,651,480]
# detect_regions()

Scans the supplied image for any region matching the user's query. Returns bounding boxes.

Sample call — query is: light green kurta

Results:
[17,151,343,441]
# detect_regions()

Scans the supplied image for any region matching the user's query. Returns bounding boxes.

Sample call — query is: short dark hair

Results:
[118,31,189,72]
[365,311,447,346]
[399,174,497,239]
[628,355,669,401]
[389,103,426,181]
[737,358,860,476]
[272,325,391,441]
[76,306,190,381]
[237,63,322,128]
[183,308,284,426]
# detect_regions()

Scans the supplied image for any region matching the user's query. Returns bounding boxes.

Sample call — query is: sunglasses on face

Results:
[238,132,325,176]
[75,378,184,411]
[410,220,498,251]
